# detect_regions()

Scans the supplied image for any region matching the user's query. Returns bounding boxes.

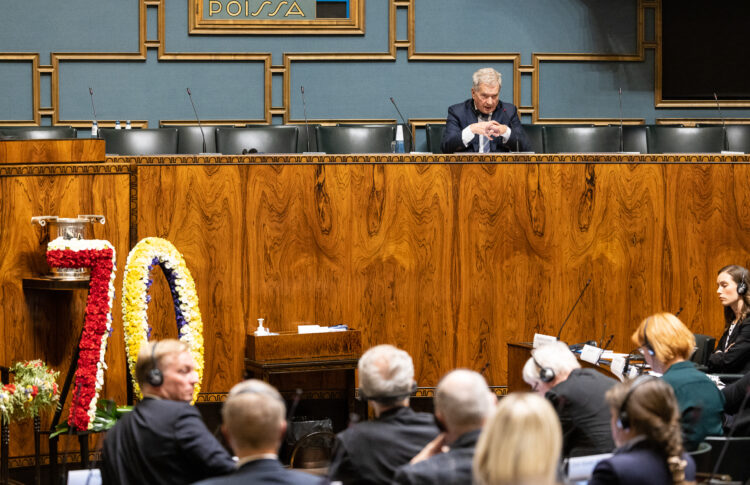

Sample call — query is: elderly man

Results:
[193,379,319,485]
[392,369,496,485]
[328,344,439,485]
[441,67,530,153]
[102,339,236,484]
[522,341,616,458]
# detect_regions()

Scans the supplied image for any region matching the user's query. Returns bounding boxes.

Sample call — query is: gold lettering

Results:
[251,0,272,16]
[209,0,221,16]
[285,1,305,16]
[269,1,288,17]
[245,0,249,16]
[226,0,242,16]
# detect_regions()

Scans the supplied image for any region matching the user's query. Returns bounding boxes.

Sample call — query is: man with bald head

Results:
[193,379,319,485]
[327,345,440,485]
[392,369,496,485]
[441,67,530,153]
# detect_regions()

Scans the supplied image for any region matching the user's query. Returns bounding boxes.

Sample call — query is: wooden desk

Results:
[0,139,104,163]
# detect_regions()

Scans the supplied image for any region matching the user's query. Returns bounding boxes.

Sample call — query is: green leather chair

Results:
[161,125,222,154]
[337,123,412,152]
[543,126,621,153]
[100,128,178,155]
[216,126,298,154]
[0,126,77,140]
[521,124,544,153]
[646,126,725,153]
[725,125,750,153]
[425,123,445,153]
[281,123,319,153]
[316,126,394,154]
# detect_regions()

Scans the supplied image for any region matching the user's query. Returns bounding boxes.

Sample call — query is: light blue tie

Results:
[479,114,490,153]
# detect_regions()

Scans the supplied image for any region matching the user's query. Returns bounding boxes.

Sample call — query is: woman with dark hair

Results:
[588,376,696,485]
[709,264,750,373]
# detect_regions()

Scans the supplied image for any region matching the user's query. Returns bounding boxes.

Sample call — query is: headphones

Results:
[738,272,748,296]
[641,321,655,356]
[146,341,164,387]
[616,375,657,430]
[532,353,556,383]
[358,381,418,403]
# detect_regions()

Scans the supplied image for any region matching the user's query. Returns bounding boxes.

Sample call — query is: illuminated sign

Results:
[190,0,363,34]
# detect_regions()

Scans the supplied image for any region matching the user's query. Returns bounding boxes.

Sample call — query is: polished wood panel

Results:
[246,330,361,362]
[0,140,104,163]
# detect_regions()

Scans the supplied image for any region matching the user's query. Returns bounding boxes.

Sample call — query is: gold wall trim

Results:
[0,54,40,125]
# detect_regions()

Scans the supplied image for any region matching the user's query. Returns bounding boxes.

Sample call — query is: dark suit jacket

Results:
[101,398,235,485]
[545,368,617,458]
[708,314,750,373]
[440,98,530,153]
[391,429,479,485]
[721,370,750,436]
[588,439,696,485]
[192,458,321,485]
[328,406,440,485]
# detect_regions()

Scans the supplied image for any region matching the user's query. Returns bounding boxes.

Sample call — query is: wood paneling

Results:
[0,140,104,164]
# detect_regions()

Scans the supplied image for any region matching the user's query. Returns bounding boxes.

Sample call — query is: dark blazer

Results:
[391,429,480,485]
[192,458,321,485]
[101,398,236,485]
[545,368,617,458]
[721,370,750,436]
[328,406,440,485]
[440,98,530,153]
[588,439,696,485]
[708,314,750,373]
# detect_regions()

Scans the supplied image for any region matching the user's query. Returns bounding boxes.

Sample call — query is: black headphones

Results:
[532,354,556,383]
[357,381,418,403]
[642,321,655,356]
[616,375,657,430]
[738,271,748,296]
[146,341,164,387]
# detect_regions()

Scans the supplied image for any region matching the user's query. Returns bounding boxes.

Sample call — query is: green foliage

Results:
[1,360,60,424]
[51,399,132,438]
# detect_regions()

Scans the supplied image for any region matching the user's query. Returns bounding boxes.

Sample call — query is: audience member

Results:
[588,376,696,485]
[473,392,561,485]
[392,369,496,484]
[709,264,750,373]
[328,345,439,485]
[721,370,750,436]
[522,340,616,457]
[192,379,319,485]
[440,67,530,153]
[632,312,724,450]
[102,340,235,485]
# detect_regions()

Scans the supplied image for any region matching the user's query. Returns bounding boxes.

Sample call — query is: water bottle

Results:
[115,120,121,130]
[91,121,98,137]
[125,120,132,130]
[394,125,405,153]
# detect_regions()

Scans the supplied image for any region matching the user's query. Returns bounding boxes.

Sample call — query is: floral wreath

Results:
[46,238,116,431]
[0,360,60,424]
[122,237,204,402]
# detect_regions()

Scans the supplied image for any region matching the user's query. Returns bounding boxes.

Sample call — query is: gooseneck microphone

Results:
[713,92,726,129]
[89,87,100,139]
[186,88,207,153]
[389,97,415,152]
[300,86,311,153]
[618,88,624,152]
[557,278,592,341]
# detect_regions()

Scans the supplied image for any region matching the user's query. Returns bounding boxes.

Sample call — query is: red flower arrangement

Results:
[46,239,116,432]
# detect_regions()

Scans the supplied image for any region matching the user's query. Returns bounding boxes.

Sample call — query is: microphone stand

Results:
[557,279,592,341]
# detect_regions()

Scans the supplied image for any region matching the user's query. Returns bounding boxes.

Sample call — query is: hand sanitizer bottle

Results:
[254,318,267,336]
[125,120,132,130]
[394,125,405,153]
[115,120,121,130]
[91,121,98,137]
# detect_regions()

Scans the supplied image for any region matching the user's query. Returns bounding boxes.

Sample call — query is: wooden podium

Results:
[0,138,104,163]
[245,330,362,415]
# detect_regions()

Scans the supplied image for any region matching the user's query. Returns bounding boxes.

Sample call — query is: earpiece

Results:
[738,272,747,296]
[616,375,656,430]
[146,341,163,387]
[532,354,556,383]
[642,321,655,356]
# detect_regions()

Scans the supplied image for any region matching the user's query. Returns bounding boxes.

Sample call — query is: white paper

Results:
[610,355,627,380]
[533,333,557,349]
[566,453,613,481]
[580,344,604,365]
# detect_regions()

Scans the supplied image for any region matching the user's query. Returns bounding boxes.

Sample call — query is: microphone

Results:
[186,88,207,153]
[674,306,684,317]
[389,97,415,152]
[599,322,608,348]
[602,334,615,351]
[713,92,726,129]
[241,148,258,155]
[283,388,304,452]
[557,278,592,341]
[300,86,311,153]
[618,88,624,152]
[88,87,100,139]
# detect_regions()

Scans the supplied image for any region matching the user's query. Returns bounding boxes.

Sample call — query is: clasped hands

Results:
[471,120,507,139]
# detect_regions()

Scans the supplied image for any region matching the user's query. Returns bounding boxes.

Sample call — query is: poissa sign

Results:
[206,0,314,19]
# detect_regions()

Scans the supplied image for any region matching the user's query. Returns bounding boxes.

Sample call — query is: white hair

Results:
[435,369,495,430]
[358,344,414,404]
[472,68,502,89]
[522,341,580,388]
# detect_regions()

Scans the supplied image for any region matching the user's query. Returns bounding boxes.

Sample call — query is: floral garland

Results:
[0,360,60,424]
[46,238,116,432]
[122,237,204,402]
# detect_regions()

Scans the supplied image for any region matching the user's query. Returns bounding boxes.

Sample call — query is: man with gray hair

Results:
[193,379,319,485]
[441,67,530,153]
[522,341,616,457]
[328,344,439,484]
[392,369,496,485]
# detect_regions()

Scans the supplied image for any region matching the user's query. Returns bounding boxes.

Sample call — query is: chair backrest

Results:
[337,123,412,152]
[289,430,336,472]
[100,128,178,155]
[725,125,750,153]
[688,441,712,474]
[522,124,544,153]
[216,126,298,154]
[275,123,319,153]
[0,126,77,140]
[425,123,445,154]
[691,334,716,367]
[161,125,220,154]
[543,126,621,153]
[621,125,648,153]
[316,126,395,154]
[704,436,750,481]
[646,126,725,153]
